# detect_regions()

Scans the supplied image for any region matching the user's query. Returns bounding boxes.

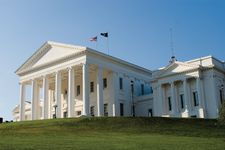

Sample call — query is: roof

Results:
[16,41,152,76]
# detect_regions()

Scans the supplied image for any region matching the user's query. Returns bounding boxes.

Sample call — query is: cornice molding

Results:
[17,51,86,76]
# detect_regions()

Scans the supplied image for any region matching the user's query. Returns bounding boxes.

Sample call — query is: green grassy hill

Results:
[0,117,224,150]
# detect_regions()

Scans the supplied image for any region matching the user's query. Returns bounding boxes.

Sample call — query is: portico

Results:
[157,77,205,118]
[16,41,152,121]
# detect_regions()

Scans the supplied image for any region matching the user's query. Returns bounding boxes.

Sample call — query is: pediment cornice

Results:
[17,50,86,76]
[16,41,87,76]
[155,61,202,79]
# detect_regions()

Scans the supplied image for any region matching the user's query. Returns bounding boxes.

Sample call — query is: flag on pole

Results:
[89,36,97,42]
[100,32,108,37]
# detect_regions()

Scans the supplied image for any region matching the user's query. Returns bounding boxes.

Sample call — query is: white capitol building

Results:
[13,41,225,121]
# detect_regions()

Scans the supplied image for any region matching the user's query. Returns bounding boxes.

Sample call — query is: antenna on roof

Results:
[169,28,176,63]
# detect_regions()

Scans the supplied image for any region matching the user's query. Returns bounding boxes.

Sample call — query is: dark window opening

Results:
[141,84,144,95]
[104,104,108,116]
[77,85,80,96]
[63,111,67,118]
[193,91,199,106]
[220,89,223,104]
[77,111,81,116]
[180,94,184,109]
[168,97,172,111]
[90,82,94,93]
[148,109,153,117]
[103,78,107,89]
[90,106,94,116]
[120,103,124,116]
[119,78,123,90]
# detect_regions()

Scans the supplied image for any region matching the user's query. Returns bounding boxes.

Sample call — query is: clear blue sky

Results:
[0,0,225,120]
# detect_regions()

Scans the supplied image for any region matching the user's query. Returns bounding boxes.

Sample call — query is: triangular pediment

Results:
[157,61,200,78]
[16,41,86,75]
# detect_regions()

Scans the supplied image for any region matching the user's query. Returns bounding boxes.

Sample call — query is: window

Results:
[103,78,107,89]
[168,97,172,111]
[180,94,184,109]
[220,89,223,104]
[141,84,144,95]
[63,111,67,118]
[90,106,95,116]
[119,78,123,90]
[90,82,94,93]
[120,103,124,116]
[150,87,153,94]
[148,109,153,117]
[77,85,80,96]
[193,91,199,106]
[77,111,81,116]
[104,104,108,116]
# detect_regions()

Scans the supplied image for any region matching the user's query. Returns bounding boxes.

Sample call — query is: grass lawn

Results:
[0,117,224,150]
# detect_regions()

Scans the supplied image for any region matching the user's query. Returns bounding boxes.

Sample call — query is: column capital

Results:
[41,74,49,79]
[182,78,187,82]
[19,81,26,85]
[67,66,74,71]
[170,81,174,86]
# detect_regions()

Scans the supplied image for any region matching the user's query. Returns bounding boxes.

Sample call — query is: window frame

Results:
[193,91,199,106]
[104,103,108,116]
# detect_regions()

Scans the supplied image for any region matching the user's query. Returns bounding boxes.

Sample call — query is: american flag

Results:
[89,36,97,42]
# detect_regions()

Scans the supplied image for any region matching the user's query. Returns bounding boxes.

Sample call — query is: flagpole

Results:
[107,35,109,55]
[96,39,98,50]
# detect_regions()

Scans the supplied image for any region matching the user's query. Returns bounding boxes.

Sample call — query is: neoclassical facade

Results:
[15,41,152,121]
[14,41,225,121]
[151,56,225,118]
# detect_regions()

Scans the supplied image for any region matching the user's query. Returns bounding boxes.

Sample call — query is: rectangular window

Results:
[193,91,199,106]
[63,111,67,118]
[90,106,94,116]
[120,103,124,116]
[119,78,123,90]
[180,94,184,109]
[220,89,223,104]
[148,109,153,117]
[150,87,153,94]
[104,104,108,116]
[90,82,94,93]
[141,84,144,95]
[77,85,80,96]
[168,97,172,111]
[103,78,107,89]
[77,111,81,116]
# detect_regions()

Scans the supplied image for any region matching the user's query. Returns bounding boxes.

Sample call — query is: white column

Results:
[97,67,104,116]
[19,83,26,121]
[112,72,119,116]
[82,63,90,116]
[68,67,75,118]
[183,79,190,116]
[157,84,163,116]
[55,71,62,118]
[170,82,177,116]
[48,90,52,118]
[196,77,205,118]
[43,75,49,119]
[31,79,38,120]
